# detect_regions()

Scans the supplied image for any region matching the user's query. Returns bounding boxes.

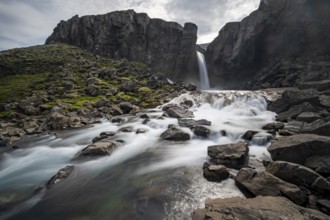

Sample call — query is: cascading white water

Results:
[0,90,277,220]
[197,51,210,90]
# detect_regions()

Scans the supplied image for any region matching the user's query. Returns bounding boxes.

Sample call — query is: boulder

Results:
[241,130,258,141]
[262,122,285,131]
[186,83,197,91]
[177,118,211,128]
[136,128,148,134]
[303,119,330,136]
[305,156,330,177]
[277,102,317,122]
[85,85,105,96]
[160,127,190,141]
[77,141,117,157]
[299,80,330,92]
[119,102,139,114]
[268,134,330,166]
[193,126,211,138]
[297,112,322,123]
[320,95,330,108]
[202,162,229,182]
[208,142,249,169]
[265,161,330,194]
[317,199,330,215]
[163,106,194,118]
[269,89,320,114]
[235,168,307,205]
[117,126,133,133]
[192,196,329,220]
[46,165,74,187]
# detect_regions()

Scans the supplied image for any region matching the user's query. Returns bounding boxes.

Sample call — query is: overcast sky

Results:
[0,0,260,51]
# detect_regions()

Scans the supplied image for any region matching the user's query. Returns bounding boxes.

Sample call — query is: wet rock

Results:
[296,112,322,123]
[160,127,190,141]
[186,83,197,91]
[139,114,149,119]
[178,118,211,128]
[277,102,317,122]
[77,141,117,157]
[136,128,148,134]
[265,161,330,194]
[317,199,330,215]
[163,106,194,118]
[0,139,8,147]
[47,111,82,130]
[305,156,330,177]
[192,196,329,220]
[268,134,330,166]
[46,165,74,187]
[109,106,123,116]
[118,126,133,133]
[111,117,125,123]
[261,122,285,131]
[303,119,330,136]
[235,168,307,205]
[142,118,150,124]
[208,142,249,169]
[92,131,116,143]
[193,126,211,137]
[180,100,194,108]
[119,102,139,114]
[241,130,258,141]
[269,89,320,114]
[202,162,229,182]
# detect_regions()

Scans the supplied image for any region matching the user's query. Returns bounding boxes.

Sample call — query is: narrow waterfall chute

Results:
[197,51,210,90]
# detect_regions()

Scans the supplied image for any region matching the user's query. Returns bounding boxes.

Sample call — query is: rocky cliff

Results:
[46,10,198,82]
[206,0,330,89]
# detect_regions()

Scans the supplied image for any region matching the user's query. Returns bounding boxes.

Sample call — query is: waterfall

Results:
[197,51,210,90]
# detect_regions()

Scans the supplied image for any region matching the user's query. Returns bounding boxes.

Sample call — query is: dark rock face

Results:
[235,168,307,205]
[193,126,211,137]
[206,0,330,88]
[192,196,329,220]
[46,10,198,81]
[208,142,249,169]
[266,161,330,194]
[77,141,117,157]
[202,162,229,182]
[268,134,330,167]
[47,165,74,187]
[160,127,190,141]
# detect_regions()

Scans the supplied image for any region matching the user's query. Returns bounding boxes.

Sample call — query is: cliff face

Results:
[206,0,330,89]
[46,10,198,81]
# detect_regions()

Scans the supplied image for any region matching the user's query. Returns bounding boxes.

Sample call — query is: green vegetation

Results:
[0,43,181,114]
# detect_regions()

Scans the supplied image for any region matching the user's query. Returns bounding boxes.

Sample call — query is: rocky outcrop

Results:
[46,10,198,81]
[192,196,329,220]
[208,142,249,169]
[206,0,330,88]
[235,168,307,205]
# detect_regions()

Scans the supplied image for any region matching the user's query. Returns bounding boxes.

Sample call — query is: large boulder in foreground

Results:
[235,168,307,205]
[208,142,249,169]
[77,141,117,158]
[192,196,329,220]
[268,134,330,167]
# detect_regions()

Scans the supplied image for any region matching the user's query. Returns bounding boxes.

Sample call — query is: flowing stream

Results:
[0,90,276,220]
[196,52,210,90]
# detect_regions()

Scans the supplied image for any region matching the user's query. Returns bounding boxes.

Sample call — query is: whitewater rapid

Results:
[0,90,277,220]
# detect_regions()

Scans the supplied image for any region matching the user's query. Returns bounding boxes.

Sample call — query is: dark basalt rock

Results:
[46,10,198,81]
[202,162,229,182]
[241,130,258,141]
[160,127,190,141]
[193,126,211,138]
[47,165,74,188]
[208,142,249,169]
[163,106,194,118]
[206,0,330,88]
[77,141,117,157]
[235,168,307,205]
[192,196,329,220]
[265,161,330,195]
[177,118,211,128]
[268,134,330,167]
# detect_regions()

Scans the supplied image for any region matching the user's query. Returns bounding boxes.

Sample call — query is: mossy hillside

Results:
[0,43,181,114]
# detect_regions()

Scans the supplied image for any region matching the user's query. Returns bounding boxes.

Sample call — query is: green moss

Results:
[0,111,11,119]
[138,87,152,92]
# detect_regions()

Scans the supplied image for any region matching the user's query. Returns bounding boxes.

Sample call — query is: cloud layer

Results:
[0,0,259,50]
